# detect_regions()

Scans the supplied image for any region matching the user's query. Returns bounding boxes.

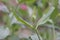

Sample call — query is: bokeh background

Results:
[0,0,60,40]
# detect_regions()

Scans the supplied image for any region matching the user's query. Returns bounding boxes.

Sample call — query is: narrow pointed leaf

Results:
[36,6,55,29]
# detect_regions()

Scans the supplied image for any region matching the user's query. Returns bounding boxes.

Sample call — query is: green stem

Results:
[35,29,43,40]
[12,5,42,40]
[52,24,56,40]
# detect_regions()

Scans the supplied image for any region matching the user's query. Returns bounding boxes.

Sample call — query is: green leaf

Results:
[11,24,20,32]
[31,6,37,23]
[50,8,58,21]
[36,6,55,29]
[18,0,36,5]
[17,7,29,21]
[49,0,58,7]
[36,7,43,20]
[41,0,48,9]
[12,8,34,29]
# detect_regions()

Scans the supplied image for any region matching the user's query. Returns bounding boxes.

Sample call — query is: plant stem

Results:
[13,5,43,40]
[52,24,56,40]
[35,29,43,40]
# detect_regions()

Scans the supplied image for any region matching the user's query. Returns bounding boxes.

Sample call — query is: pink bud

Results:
[20,4,27,10]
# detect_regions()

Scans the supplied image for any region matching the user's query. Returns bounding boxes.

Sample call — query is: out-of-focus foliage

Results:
[18,0,36,5]
[0,0,60,40]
